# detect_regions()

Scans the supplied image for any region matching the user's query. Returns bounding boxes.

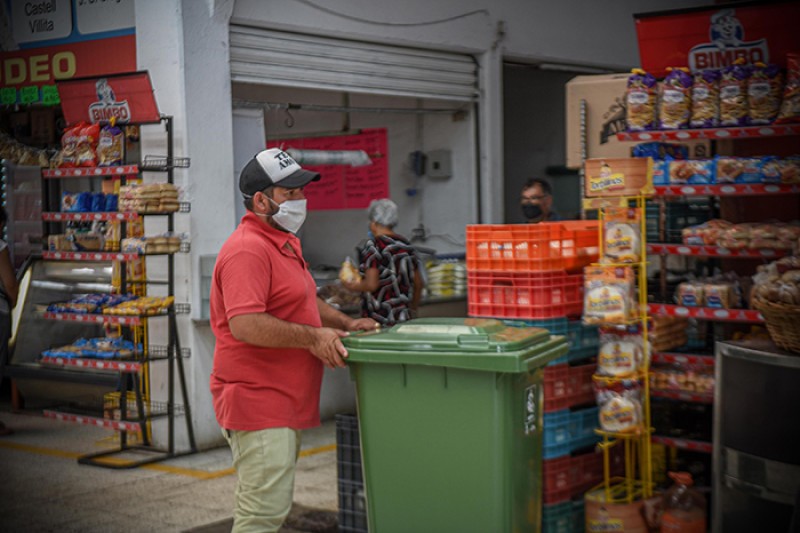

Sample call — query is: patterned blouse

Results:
[357,234,421,326]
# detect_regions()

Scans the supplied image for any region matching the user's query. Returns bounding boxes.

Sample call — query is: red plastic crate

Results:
[543,363,597,412]
[466,221,599,273]
[467,270,583,320]
[543,446,625,504]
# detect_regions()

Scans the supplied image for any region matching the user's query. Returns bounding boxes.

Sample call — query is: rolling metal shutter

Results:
[229,25,479,102]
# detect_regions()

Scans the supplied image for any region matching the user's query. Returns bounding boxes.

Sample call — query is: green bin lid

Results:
[343,317,569,372]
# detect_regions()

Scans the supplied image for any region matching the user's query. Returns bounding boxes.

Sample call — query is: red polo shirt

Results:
[209,212,323,431]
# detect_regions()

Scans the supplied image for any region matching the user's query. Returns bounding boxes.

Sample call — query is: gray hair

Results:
[368,199,399,228]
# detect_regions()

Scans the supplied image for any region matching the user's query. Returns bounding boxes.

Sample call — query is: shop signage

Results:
[635,2,800,77]
[268,129,389,211]
[57,71,160,125]
[1,0,136,103]
[584,158,653,198]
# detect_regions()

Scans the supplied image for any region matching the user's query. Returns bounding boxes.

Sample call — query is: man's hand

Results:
[310,328,350,368]
[348,317,380,332]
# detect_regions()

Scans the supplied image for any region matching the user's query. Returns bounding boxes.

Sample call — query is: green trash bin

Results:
[342,317,569,533]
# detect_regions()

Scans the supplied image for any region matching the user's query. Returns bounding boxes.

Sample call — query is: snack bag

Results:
[777,157,800,184]
[690,69,721,128]
[75,123,100,167]
[97,124,124,166]
[761,156,782,183]
[719,60,750,126]
[659,68,693,130]
[339,257,362,284]
[603,207,641,263]
[676,282,704,307]
[595,379,643,434]
[626,69,658,132]
[652,159,668,185]
[715,156,762,184]
[748,63,784,125]
[583,266,637,325]
[632,142,688,160]
[597,326,645,377]
[54,123,83,168]
[776,52,800,124]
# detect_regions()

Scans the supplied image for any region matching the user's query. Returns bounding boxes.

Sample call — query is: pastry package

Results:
[651,159,668,185]
[626,69,658,132]
[668,159,714,184]
[53,123,82,168]
[703,282,739,309]
[603,207,641,263]
[659,68,693,130]
[583,266,637,325]
[777,52,800,124]
[339,256,362,284]
[719,61,751,127]
[776,158,800,184]
[690,69,721,128]
[75,122,100,167]
[597,325,646,377]
[649,316,691,353]
[714,157,762,184]
[676,281,704,307]
[97,124,124,166]
[595,379,643,434]
[748,63,784,125]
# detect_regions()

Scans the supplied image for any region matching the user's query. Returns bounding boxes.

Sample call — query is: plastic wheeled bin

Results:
[342,317,569,533]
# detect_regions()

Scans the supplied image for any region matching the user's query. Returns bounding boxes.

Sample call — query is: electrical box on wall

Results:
[427,150,452,179]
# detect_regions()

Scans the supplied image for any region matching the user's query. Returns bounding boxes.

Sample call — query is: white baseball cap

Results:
[239,148,321,196]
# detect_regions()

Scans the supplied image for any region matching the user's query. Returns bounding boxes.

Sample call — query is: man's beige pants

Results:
[222,427,302,533]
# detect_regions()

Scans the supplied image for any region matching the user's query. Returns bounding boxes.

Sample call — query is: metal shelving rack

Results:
[37,115,197,468]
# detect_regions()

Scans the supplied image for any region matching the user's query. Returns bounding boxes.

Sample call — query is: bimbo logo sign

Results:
[87,78,131,123]
[688,9,769,70]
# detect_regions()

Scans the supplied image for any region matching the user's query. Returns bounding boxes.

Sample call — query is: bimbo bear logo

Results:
[88,79,131,124]
[688,9,768,71]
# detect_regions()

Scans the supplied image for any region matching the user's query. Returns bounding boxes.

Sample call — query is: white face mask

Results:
[268,198,307,234]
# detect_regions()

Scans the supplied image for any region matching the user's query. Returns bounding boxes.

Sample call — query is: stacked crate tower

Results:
[466,221,622,533]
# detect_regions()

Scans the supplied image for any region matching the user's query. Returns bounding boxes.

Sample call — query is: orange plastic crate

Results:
[467,270,583,319]
[466,221,600,273]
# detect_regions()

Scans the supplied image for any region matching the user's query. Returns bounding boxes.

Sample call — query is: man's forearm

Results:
[229,312,318,349]
[317,297,353,329]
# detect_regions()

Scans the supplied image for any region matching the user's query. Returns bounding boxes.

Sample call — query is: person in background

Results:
[210,148,378,532]
[0,207,19,437]
[521,177,560,223]
[342,199,424,326]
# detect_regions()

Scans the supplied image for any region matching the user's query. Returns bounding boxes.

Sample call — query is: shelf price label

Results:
[20,86,40,105]
[41,86,61,106]
[0,88,17,106]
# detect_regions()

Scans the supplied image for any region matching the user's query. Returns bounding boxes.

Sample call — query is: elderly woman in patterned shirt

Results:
[341,199,424,326]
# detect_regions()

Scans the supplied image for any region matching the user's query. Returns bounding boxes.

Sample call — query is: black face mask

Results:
[522,204,543,221]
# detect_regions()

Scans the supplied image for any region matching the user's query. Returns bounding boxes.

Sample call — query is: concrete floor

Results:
[0,404,340,533]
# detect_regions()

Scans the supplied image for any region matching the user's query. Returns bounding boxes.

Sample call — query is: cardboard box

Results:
[566,74,710,169]
[584,158,653,198]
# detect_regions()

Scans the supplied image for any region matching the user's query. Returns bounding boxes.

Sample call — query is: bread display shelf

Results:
[43,166,139,179]
[40,356,142,373]
[647,304,764,324]
[43,212,139,222]
[651,435,713,454]
[616,124,800,142]
[647,244,789,259]
[651,352,715,367]
[43,410,142,433]
[653,184,800,197]
[651,389,713,404]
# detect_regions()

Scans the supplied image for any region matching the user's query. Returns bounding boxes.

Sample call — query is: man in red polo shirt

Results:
[210,148,377,533]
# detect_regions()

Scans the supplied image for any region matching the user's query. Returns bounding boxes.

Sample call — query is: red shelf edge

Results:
[647,304,764,324]
[653,184,800,197]
[43,410,142,432]
[651,352,715,366]
[40,356,141,373]
[616,124,799,142]
[650,389,714,404]
[42,312,142,326]
[647,243,788,259]
[42,212,139,222]
[42,165,139,178]
[651,435,713,453]
[42,251,139,262]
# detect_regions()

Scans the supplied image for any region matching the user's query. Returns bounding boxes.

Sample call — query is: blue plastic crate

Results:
[543,407,601,460]
[542,500,585,533]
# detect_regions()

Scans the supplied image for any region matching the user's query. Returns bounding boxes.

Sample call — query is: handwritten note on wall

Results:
[268,128,388,211]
